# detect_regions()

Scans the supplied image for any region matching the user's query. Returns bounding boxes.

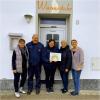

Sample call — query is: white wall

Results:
[0,0,2,79]
[0,0,36,79]
[0,0,100,79]
[72,0,100,79]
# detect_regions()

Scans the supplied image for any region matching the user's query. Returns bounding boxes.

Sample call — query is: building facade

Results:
[0,0,100,90]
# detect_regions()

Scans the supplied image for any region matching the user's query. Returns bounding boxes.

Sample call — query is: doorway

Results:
[39,18,67,80]
[40,18,66,48]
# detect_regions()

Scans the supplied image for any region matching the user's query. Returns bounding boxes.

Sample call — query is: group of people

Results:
[12,34,84,98]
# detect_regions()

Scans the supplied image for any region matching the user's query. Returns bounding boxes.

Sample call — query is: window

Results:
[40,18,66,25]
[46,34,59,47]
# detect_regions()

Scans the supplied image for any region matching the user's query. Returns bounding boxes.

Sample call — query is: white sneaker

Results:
[19,87,26,94]
[15,92,20,98]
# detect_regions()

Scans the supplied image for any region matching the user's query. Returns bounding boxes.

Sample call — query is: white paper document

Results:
[50,52,61,61]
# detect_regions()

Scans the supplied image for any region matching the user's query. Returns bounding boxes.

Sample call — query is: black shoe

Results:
[70,91,79,96]
[36,89,40,95]
[46,88,50,92]
[27,90,32,95]
[49,87,54,93]
[61,89,68,93]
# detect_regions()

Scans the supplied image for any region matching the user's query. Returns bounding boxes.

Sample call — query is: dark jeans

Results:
[60,71,69,90]
[72,69,81,93]
[44,64,57,89]
[14,69,27,92]
[28,64,41,91]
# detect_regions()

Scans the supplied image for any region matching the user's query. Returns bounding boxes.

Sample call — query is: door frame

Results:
[37,14,72,45]
[37,14,72,80]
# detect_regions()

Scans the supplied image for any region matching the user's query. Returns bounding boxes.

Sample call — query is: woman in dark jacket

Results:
[59,40,72,93]
[12,39,29,98]
[42,39,59,93]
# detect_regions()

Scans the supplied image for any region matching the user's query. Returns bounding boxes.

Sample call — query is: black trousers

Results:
[44,63,57,89]
[60,70,69,90]
[28,64,41,91]
[14,69,27,92]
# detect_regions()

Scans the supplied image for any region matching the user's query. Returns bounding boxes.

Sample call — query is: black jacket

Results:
[42,46,59,68]
[59,45,72,71]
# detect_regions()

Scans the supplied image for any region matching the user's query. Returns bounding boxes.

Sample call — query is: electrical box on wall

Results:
[91,57,100,71]
[8,33,23,50]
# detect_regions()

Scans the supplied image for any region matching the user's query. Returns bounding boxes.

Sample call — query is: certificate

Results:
[50,52,61,61]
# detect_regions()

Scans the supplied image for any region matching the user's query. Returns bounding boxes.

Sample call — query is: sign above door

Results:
[37,0,73,14]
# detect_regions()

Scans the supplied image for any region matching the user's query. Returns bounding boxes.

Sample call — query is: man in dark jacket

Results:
[26,34,44,95]
[59,40,72,93]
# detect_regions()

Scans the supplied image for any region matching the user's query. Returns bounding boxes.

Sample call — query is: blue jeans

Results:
[72,69,81,93]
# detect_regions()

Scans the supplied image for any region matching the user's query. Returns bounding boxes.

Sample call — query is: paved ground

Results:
[0,90,100,100]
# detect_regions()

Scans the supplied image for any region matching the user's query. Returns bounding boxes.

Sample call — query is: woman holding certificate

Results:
[59,40,72,93]
[42,39,59,93]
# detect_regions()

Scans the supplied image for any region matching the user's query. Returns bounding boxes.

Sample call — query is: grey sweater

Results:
[71,47,84,70]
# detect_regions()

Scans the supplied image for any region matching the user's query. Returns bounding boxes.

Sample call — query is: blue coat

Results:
[42,46,59,69]
[26,41,44,66]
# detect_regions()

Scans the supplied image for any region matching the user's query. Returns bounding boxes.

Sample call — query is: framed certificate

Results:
[50,52,61,61]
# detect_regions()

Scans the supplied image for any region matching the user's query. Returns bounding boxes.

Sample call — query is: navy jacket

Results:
[42,46,59,68]
[26,41,44,66]
[59,45,72,71]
